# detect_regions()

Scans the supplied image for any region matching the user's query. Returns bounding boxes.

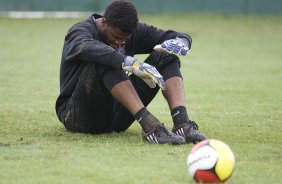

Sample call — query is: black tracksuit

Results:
[55,14,192,133]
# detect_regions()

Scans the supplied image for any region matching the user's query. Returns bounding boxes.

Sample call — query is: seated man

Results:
[55,0,206,144]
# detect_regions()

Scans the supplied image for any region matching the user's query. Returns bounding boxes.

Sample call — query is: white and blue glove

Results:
[122,56,165,90]
[153,37,189,56]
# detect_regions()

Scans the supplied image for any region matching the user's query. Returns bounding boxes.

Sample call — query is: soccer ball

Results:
[187,139,235,183]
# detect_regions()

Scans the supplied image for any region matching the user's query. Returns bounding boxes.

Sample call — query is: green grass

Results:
[0,14,282,184]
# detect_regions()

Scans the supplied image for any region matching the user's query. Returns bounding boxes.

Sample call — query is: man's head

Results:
[98,0,139,49]
[104,0,138,33]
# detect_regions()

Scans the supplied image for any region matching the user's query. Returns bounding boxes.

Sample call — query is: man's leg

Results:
[109,51,205,144]
[60,62,184,145]
[133,51,206,143]
[102,67,185,144]
[110,74,159,132]
[162,76,206,143]
[99,68,185,144]
[61,64,115,134]
[162,76,185,109]
[111,79,143,116]
[109,52,177,132]
[151,51,207,143]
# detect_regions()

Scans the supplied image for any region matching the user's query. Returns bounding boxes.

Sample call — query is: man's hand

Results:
[153,37,189,56]
[122,56,165,90]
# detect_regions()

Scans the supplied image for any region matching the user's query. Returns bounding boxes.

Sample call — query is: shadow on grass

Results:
[39,123,143,145]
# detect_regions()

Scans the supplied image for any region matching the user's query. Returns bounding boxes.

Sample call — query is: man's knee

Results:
[102,67,129,92]
[145,51,181,69]
[145,51,182,81]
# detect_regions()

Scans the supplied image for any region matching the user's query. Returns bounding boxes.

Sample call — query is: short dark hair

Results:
[104,0,139,33]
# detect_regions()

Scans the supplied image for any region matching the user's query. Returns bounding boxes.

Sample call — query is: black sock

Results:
[171,106,189,127]
[135,107,159,133]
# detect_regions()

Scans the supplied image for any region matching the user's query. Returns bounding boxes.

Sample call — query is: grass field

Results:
[0,14,282,184]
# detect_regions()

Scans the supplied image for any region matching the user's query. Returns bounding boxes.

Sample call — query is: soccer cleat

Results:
[172,120,207,144]
[142,124,185,144]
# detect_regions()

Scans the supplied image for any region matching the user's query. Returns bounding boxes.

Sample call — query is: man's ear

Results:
[101,18,107,26]
[100,18,108,30]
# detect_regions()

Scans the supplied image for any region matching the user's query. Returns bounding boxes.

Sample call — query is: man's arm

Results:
[63,27,125,69]
[132,23,192,55]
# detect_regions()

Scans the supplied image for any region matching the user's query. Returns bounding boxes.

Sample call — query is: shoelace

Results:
[156,124,172,137]
[188,120,199,130]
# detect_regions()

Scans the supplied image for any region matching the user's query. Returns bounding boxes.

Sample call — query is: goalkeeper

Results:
[55,0,206,144]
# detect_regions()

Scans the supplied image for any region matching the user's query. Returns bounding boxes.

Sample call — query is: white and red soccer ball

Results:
[187,139,235,183]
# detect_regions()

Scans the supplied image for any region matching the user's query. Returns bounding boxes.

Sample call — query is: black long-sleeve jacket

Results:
[55,14,192,120]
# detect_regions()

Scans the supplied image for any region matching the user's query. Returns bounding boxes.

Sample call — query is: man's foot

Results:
[172,120,207,144]
[142,124,185,144]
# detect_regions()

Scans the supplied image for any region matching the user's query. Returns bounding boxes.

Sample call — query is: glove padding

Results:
[153,37,189,56]
[122,56,165,90]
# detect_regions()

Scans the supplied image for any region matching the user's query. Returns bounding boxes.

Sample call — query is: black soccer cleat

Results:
[172,120,207,144]
[142,124,185,145]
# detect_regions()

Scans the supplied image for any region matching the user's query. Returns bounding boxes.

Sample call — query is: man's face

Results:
[100,19,131,50]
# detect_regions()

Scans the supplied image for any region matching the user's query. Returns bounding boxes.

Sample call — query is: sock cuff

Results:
[135,107,159,133]
[135,107,148,122]
[171,106,189,126]
[171,106,187,116]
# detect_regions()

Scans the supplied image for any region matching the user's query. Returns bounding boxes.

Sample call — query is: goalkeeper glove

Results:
[154,37,189,56]
[122,56,165,90]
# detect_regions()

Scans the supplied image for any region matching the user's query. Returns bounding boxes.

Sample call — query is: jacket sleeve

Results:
[63,24,126,69]
[133,23,192,54]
